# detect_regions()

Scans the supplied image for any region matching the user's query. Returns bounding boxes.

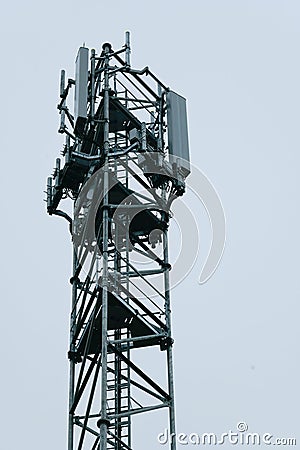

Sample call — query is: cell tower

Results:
[46,32,190,450]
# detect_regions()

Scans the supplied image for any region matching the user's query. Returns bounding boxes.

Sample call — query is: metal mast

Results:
[46,32,190,450]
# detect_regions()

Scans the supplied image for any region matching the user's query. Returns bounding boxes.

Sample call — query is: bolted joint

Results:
[69,275,79,285]
[161,262,172,270]
[160,336,174,351]
[68,350,82,363]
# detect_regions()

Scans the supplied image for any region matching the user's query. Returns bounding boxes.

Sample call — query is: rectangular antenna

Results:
[59,70,66,133]
[166,91,190,177]
[60,69,65,97]
[74,47,89,136]
[47,177,52,209]
[125,31,131,67]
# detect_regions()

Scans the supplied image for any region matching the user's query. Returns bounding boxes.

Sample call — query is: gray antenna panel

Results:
[166,91,190,176]
[74,47,89,135]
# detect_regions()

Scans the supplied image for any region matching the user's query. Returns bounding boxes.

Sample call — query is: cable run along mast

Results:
[46,32,190,450]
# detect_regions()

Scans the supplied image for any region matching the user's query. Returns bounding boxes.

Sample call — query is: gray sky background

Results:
[1,1,299,449]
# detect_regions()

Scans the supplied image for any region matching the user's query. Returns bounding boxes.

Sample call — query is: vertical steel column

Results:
[99,43,111,450]
[160,83,176,449]
[163,225,177,450]
[68,249,77,450]
[125,129,132,447]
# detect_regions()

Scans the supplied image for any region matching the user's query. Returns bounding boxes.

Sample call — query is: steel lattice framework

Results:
[46,32,190,450]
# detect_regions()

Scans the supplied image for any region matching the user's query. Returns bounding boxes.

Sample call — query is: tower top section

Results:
[47,31,190,214]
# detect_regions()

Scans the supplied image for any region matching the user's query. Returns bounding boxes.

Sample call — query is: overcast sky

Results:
[1,1,299,449]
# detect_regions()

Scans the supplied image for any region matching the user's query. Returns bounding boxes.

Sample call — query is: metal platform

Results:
[94,175,168,248]
[77,287,164,356]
